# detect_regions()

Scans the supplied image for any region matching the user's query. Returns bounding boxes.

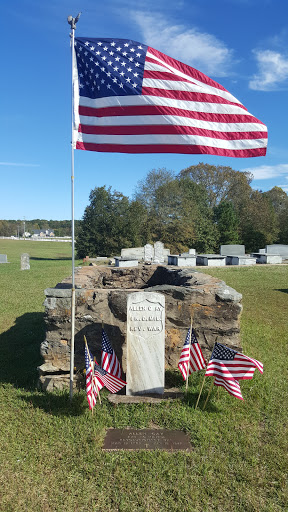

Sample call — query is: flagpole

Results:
[185,313,193,391]
[67,13,81,401]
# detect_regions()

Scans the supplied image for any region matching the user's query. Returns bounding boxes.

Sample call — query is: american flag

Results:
[101,328,122,378]
[214,376,243,401]
[94,362,127,394]
[73,37,267,157]
[205,342,263,380]
[178,328,206,380]
[85,345,103,409]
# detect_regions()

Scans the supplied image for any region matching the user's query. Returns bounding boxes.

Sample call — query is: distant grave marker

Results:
[21,253,30,270]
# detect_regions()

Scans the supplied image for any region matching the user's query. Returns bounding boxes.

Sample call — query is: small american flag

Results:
[94,362,126,394]
[101,328,122,378]
[73,37,267,157]
[178,328,206,380]
[214,376,243,401]
[205,342,263,380]
[85,345,103,409]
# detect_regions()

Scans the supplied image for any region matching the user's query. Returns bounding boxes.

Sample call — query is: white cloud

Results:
[242,164,288,180]
[249,50,288,91]
[130,11,234,77]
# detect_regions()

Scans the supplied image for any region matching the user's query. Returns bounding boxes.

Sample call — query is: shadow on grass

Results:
[30,257,72,261]
[182,389,219,412]
[19,389,87,416]
[0,312,45,390]
[275,288,288,294]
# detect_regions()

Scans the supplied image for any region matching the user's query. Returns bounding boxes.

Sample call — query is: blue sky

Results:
[1,0,288,220]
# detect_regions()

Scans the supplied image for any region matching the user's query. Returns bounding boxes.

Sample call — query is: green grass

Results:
[0,241,287,511]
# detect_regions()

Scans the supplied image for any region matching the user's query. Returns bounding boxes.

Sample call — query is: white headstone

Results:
[154,241,164,263]
[144,243,154,262]
[0,254,8,263]
[126,292,165,395]
[21,253,30,270]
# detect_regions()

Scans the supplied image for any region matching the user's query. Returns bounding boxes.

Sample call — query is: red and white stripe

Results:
[101,351,121,378]
[214,376,244,401]
[94,368,126,394]
[178,344,206,380]
[205,353,262,381]
[76,46,267,157]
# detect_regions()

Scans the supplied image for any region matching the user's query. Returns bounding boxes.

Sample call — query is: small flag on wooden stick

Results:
[205,342,263,380]
[94,361,126,394]
[101,328,122,378]
[178,328,206,382]
[84,340,103,410]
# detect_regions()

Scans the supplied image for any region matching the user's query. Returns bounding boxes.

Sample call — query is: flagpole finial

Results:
[67,12,81,31]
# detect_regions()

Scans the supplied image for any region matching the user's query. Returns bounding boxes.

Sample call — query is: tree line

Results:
[0,219,82,238]
[75,163,288,258]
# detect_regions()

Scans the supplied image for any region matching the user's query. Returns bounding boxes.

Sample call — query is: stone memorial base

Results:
[40,265,242,390]
[226,256,257,266]
[251,253,282,264]
[196,255,226,266]
[115,257,139,267]
[168,255,196,267]
[102,428,192,451]
[108,388,183,404]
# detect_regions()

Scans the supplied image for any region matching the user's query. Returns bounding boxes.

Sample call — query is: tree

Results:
[238,190,279,251]
[179,162,253,208]
[134,169,218,253]
[76,186,144,258]
[264,187,288,243]
[214,201,240,245]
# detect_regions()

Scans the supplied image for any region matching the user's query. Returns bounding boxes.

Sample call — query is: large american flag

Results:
[205,342,263,380]
[94,362,127,394]
[73,37,267,157]
[101,328,122,378]
[85,345,103,409]
[178,328,206,380]
[214,376,243,401]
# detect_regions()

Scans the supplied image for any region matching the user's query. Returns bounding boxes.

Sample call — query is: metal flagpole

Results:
[67,13,81,400]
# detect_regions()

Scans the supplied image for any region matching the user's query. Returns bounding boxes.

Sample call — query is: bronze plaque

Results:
[102,429,192,451]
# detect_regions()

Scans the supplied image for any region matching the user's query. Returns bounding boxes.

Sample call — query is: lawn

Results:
[0,240,287,511]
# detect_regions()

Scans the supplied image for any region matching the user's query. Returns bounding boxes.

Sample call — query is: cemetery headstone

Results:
[144,243,154,262]
[154,241,165,263]
[266,244,288,259]
[220,245,245,256]
[126,291,165,395]
[21,253,30,270]
[0,254,8,264]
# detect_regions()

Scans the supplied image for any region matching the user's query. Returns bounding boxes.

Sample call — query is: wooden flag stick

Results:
[93,356,102,405]
[185,313,194,391]
[202,378,215,411]
[195,372,206,409]
[84,335,101,406]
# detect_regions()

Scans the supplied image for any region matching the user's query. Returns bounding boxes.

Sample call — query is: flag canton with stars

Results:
[102,329,113,354]
[75,37,148,99]
[184,328,198,346]
[85,347,93,371]
[94,364,107,377]
[211,342,237,361]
